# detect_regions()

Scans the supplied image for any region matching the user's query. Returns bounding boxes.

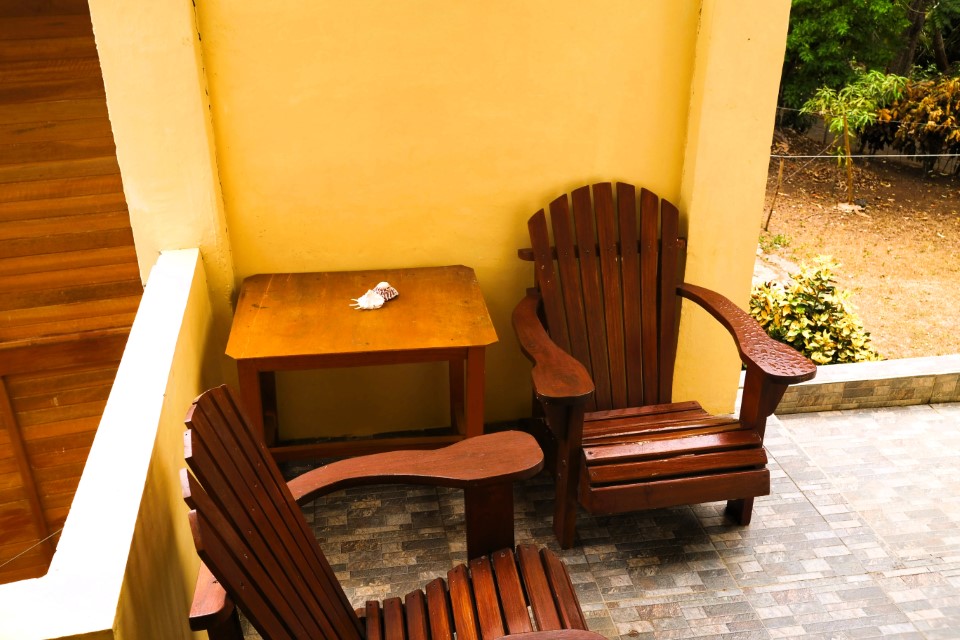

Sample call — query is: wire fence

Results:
[771,107,960,175]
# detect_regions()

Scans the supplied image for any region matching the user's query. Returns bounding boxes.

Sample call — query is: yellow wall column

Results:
[87,0,235,366]
[675,0,792,411]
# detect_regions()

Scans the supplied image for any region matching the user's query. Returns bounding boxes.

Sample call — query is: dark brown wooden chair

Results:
[512,182,817,549]
[182,385,606,640]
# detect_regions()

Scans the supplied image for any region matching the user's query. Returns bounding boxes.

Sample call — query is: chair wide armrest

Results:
[288,431,544,503]
[678,283,816,385]
[512,291,595,405]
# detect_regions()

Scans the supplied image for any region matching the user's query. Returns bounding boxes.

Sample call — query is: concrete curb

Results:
[740,354,960,414]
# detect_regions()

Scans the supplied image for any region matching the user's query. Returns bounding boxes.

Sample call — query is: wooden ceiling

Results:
[0,0,141,584]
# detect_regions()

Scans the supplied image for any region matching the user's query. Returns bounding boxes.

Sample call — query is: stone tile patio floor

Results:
[252,402,960,639]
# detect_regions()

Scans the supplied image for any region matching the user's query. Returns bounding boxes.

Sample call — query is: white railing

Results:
[0,249,214,640]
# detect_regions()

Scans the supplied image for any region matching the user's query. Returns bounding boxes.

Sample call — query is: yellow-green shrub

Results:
[749,257,881,365]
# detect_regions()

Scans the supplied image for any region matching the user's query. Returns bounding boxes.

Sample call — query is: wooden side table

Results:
[226,265,498,461]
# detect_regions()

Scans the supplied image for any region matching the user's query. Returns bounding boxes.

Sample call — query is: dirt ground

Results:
[757,128,960,360]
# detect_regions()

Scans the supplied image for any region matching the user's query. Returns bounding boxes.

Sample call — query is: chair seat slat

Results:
[365,602,384,640]
[404,590,430,640]
[583,430,762,464]
[541,549,588,630]
[383,597,405,640]
[425,578,454,640]
[584,420,742,446]
[448,565,480,640]
[469,556,506,640]
[491,548,533,634]
[584,400,704,422]
[587,448,768,485]
[517,543,562,631]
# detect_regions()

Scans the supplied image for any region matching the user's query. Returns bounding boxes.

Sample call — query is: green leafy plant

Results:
[759,232,791,253]
[801,70,907,202]
[749,257,881,365]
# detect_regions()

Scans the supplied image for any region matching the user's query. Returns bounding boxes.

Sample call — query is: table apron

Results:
[238,347,475,372]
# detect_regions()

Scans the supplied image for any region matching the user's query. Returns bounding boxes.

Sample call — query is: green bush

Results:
[749,257,881,365]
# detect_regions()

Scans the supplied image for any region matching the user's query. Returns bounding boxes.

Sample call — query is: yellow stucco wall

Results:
[193,1,706,437]
[93,0,790,438]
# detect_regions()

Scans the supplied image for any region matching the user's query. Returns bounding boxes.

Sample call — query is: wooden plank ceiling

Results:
[0,0,142,584]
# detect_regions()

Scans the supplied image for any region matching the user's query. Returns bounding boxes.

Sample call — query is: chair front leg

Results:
[729,365,790,524]
[544,402,586,549]
[739,365,789,439]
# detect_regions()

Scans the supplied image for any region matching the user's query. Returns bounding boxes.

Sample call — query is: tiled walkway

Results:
[257,403,960,639]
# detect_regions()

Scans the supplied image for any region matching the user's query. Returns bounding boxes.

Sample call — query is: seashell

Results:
[373,281,399,301]
[350,290,385,310]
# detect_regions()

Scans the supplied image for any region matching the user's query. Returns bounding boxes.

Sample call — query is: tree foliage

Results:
[860,75,960,171]
[782,0,909,110]
[899,0,960,74]
[801,71,907,136]
[800,71,906,201]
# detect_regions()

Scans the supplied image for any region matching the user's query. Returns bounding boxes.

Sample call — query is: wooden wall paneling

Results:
[0,13,93,40]
[0,97,108,129]
[0,209,133,240]
[0,1,91,19]
[0,155,122,184]
[0,191,126,221]
[0,0,141,585]
[0,378,53,570]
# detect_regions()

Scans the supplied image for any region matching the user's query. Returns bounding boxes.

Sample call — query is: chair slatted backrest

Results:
[526,183,681,411]
[181,385,363,640]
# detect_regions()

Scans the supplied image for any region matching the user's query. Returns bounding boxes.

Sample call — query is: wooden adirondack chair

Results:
[512,182,817,549]
[182,385,605,640]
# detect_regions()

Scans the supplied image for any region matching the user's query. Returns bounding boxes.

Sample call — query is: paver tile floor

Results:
[246,402,960,639]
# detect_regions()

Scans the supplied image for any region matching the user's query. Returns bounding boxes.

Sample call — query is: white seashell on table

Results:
[350,281,399,310]
[373,281,399,301]
[349,290,385,310]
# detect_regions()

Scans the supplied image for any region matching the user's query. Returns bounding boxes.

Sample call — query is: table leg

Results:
[237,361,266,443]
[259,371,278,446]
[464,346,485,438]
[448,356,465,434]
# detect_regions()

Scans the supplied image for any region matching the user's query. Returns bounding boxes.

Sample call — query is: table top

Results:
[226,265,498,360]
